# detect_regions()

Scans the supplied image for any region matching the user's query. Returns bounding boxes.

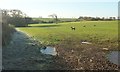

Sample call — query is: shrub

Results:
[2,23,16,46]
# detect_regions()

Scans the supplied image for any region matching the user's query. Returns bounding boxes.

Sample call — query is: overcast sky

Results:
[0,0,119,18]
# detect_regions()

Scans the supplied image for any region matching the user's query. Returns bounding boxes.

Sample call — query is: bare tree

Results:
[48,14,58,24]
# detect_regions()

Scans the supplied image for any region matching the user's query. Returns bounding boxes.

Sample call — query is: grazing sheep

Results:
[83,25,86,27]
[94,25,96,26]
[71,27,75,30]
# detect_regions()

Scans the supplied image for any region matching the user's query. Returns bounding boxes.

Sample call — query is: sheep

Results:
[94,25,96,27]
[71,27,75,30]
[83,25,86,27]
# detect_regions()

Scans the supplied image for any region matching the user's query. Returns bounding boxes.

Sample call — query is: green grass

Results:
[17,21,118,45]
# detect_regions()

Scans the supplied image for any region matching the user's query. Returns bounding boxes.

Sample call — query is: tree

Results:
[2,9,30,27]
[48,14,58,24]
[78,16,84,21]
[2,9,10,24]
[1,9,16,46]
[101,17,105,20]
[9,9,26,17]
[8,9,28,27]
[113,17,116,20]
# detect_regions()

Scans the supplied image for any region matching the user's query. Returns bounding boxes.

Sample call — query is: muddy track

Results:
[2,31,59,70]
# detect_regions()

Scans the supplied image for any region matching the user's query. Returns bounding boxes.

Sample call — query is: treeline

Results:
[2,9,35,46]
[33,18,78,24]
[78,16,116,21]
[33,19,54,24]
[2,9,35,27]
[33,16,117,24]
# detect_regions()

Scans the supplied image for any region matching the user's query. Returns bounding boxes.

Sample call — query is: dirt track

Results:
[2,31,61,70]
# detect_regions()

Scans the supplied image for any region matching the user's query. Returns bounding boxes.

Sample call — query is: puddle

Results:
[106,51,120,65]
[81,42,92,44]
[40,46,57,56]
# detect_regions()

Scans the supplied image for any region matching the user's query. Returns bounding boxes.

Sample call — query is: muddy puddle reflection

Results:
[106,51,120,66]
[40,46,57,56]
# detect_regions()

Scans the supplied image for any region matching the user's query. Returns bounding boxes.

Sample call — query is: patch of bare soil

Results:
[55,39,119,70]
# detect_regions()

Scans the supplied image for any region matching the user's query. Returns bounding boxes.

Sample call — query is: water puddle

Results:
[81,42,92,44]
[106,51,120,65]
[40,46,57,56]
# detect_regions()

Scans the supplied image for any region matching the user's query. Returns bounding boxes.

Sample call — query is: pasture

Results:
[16,21,119,69]
[17,21,118,48]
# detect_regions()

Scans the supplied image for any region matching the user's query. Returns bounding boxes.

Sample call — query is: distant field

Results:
[33,18,77,22]
[17,21,118,46]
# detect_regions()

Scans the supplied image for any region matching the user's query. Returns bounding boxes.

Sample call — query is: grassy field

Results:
[17,21,119,69]
[17,21,118,46]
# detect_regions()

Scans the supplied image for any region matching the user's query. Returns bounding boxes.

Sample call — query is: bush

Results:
[2,23,16,46]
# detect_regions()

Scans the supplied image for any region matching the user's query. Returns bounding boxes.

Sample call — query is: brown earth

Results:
[54,39,119,70]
